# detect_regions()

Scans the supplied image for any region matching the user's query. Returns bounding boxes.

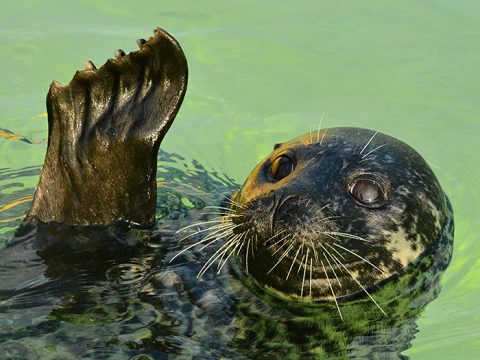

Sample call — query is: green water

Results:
[0,0,479,358]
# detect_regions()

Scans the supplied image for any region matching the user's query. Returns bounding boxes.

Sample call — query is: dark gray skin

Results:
[27,28,188,226]
[228,128,453,302]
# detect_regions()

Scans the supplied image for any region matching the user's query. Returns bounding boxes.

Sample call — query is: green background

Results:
[0,0,478,357]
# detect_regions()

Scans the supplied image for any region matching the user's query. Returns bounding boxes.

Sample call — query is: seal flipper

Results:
[28,28,188,226]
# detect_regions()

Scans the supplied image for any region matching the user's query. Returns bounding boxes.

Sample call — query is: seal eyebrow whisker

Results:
[322,257,343,321]
[286,244,303,280]
[320,127,328,147]
[359,130,379,155]
[360,143,387,160]
[352,144,359,155]
[332,243,386,275]
[267,239,296,275]
[323,231,372,243]
[316,112,325,143]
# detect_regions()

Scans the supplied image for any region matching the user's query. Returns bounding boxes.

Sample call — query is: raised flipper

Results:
[27,28,188,226]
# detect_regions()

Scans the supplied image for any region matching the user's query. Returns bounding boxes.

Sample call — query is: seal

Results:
[0,27,455,358]
[206,127,454,311]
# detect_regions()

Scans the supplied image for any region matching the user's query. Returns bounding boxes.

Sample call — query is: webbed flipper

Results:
[28,28,188,226]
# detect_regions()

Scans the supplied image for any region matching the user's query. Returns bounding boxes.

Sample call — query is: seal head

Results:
[229,127,452,302]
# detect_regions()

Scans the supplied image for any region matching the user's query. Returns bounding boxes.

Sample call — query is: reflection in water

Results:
[0,153,453,359]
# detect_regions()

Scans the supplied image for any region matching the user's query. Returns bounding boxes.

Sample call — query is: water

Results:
[1,0,479,358]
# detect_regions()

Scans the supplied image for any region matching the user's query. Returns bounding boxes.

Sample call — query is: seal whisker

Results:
[169,223,238,263]
[309,257,313,298]
[335,257,387,316]
[176,219,224,234]
[197,223,236,244]
[177,222,236,243]
[217,236,244,274]
[300,248,310,297]
[220,193,247,210]
[324,241,347,261]
[320,246,343,289]
[236,232,248,256]
[286,244,303,280]
[271,234,293,255]
[266,232,291,249]
[263,229,288,246]
[359,130,379,155]
[267,239,296,275]
[217,242,242,275]
[204,205,238,213]
[311,241,319,264]
[198,228,236,252]
[246,236,251,274]
[204,206,238,215]
[324,231,372,243]
[297,253,306,274]
[217,233,243,268]
[204,212,242,217]
[360,143,387,159]
[332,243,386,275]
[315,203,331,213]
[201,235,238,272]
[198,237,240,278]
[321,258,343,321]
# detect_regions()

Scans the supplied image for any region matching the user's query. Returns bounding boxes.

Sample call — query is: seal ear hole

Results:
[349,179,386,208]
[270,154,296,181]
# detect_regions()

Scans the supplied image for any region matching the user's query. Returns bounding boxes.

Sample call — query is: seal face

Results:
[228,127,451,302]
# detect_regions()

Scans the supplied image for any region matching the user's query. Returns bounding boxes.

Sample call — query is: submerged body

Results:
[0,28,454,358]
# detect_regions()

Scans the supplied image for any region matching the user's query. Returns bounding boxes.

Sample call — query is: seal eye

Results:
[350,179,385,207]
[271,155,295,181]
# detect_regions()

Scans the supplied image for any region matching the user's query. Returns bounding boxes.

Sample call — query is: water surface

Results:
[1,1,479,358]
